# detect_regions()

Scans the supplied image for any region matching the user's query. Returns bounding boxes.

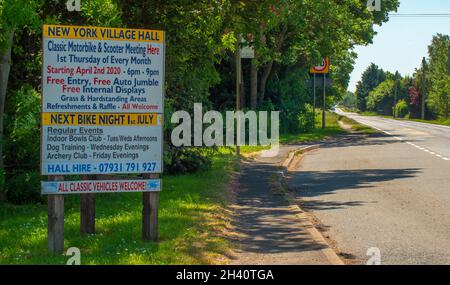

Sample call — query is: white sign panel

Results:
[240,46,255,59]
[41,25,165,175]
[42,179,161,195]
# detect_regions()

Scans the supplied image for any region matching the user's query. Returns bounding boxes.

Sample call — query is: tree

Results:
[233,0,399,108]
[341,91,357,110]
[0,0,40,200]
[427,33,450,118]
[409,86,420,107]
[1,0,123,202]
[367,79,394,115]
[355,63,386,111]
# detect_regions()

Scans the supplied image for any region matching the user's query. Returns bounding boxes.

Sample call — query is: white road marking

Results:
[401,142,448,161]
[341,113,449,162]
[359,119,448,162]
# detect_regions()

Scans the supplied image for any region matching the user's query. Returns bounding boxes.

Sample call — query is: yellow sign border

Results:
[43,24,164,43]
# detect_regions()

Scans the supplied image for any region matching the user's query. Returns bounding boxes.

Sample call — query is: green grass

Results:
[280,112,345,144]
[0,151,238,265]
[337,115,378,134]
[339,106,357,113]
[240,145,271,154]
[359,111,379,116]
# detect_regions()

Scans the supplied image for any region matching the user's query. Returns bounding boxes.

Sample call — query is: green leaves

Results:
[427,34,450,118]
[0,0,41,52]
[81,0,122,27]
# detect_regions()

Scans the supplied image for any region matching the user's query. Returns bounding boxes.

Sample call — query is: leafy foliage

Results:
[341,91,357,110]
[394,99,408,118]
[355,63,386,111]
[356,33,449,120]
[1,1,400,203]
[427,34,450,118]
[367,79,394,115]
[3,85,41,203]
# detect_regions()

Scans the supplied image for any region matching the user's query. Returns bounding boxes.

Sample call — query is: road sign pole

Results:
[310,57,329,129]
[313,73,316,125]
[322,73,326,129]
[235,47,241,155]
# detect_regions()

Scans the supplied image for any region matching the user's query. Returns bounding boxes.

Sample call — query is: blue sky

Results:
[348,0,450,92]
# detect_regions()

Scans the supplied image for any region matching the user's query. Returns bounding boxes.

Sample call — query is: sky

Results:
[348,0,450,92]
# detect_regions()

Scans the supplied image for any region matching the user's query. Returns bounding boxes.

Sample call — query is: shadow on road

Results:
[286,168,421,211]
[320,133,420,149]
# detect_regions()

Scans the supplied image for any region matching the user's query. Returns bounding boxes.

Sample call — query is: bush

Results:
[394,100,409,118]
[164,147,213,174]
[0,168,5,202]
[297,103,315,133]
[5,171,42,205]
[4,85,41,204]
[266,68,314,134]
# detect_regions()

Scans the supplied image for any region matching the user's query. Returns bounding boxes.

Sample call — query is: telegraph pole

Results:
[393,71,399,118]
[421,57,426,120]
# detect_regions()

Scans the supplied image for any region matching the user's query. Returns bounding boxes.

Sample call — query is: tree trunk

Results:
[257,24,288,106]
[0,31,14,202]
[250,59,258,109]
[258,60,273,105]
[240,62,246,108]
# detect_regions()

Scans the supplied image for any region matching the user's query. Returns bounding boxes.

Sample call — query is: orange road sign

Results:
[310,57,330,74]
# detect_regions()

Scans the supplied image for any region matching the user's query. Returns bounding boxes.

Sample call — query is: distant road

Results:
[335,108,450,160]
[286,108,450,264]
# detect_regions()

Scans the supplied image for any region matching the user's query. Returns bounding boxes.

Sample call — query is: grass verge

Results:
[337,115,378,134]
[280,112,345,144]
[0,150,238,265]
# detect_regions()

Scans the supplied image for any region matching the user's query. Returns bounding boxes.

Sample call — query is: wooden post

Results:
[80,193,96,235]
[80,175,96,235]
[143,173,159,241]
[142,192,151,240]
[235,45,241,156]
[48,176,64,254]
[149,191,159,242]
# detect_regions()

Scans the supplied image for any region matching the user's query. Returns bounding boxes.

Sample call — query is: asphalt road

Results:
[286,109,450,264]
